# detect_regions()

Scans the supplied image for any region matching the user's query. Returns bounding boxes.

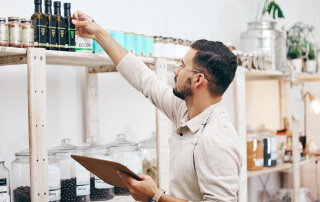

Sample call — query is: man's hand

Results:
[118,171,158,202]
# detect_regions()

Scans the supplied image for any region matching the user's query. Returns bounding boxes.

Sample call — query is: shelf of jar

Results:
[297,73,320,82]
[0,47,177,69]
[247,156,320,178]
[240,66,289,80]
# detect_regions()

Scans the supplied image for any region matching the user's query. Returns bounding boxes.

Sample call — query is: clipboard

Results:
[71,155,142,189]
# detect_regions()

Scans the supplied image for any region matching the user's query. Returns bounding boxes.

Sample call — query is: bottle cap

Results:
[34,0,42,4]
[54,1,61,7]
[44,0,52,6]
[0,157,4,162]
[64,2,71,9]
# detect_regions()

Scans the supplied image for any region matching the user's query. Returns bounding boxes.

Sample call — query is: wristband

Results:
[152,189,165,202]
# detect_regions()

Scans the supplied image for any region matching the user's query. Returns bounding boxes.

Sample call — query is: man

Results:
[72,11,242,202]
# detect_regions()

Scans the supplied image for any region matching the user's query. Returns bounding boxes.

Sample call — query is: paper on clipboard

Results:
[71,155,142,189]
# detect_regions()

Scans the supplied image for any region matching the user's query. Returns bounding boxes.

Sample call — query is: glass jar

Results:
[0,157,10,202]
[246,128,264,171]
[12,149,61,202]
[163,37,175,59]
[0,18,9,47]
[81,136,114,201]
[153,36,165,58]
[182,40,190,58]
[174,38,183,60]
[139,132,157,184]
[105,134,142,196]
[8,17,22,48]
[50,139,90,202]
[21,18,34,48]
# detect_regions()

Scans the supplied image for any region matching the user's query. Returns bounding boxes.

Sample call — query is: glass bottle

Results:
[64,3,75,52]
[284,136,293,163]
[45,0,57,50]
[139,132,157,184]
[0,18,9,47]
[21,18,34,48]
[53,1,65,51]
[81,136,114,201]
[0,157,10,202]
[31,0,47,48]
[50,139,90,202]
[8,17,22,48]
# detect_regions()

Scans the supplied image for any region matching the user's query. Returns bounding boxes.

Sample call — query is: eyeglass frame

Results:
[173,61,208,81]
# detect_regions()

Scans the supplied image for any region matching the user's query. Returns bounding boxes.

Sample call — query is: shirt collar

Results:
[181,101,226,133]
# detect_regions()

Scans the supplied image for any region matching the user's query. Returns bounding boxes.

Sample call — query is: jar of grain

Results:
[8,17,22,48]
[247,127,264,171]
[0,18,9,47]
[21,18,34,48]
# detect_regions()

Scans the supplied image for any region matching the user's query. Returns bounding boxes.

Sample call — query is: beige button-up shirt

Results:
[116,53,242,201]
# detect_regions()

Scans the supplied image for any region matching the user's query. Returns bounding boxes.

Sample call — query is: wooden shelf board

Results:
[0,47,26,56]
[247,156,320,178]
[241,67,289,80]
[297,73,320,82]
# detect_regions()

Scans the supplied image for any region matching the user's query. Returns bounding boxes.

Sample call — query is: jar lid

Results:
[0,17,6,22]
[124,32,135,35]
[140,132,156,148]
[15,148,30,156]
[154,36,162,39]
[105,134,138,151]
[136,34,144,36]
[21,18,32,22]
[8,17,19,21]
[49,139,79,154]
[145,35,153,38]
[0,157,4,162]
[80,136,104,151]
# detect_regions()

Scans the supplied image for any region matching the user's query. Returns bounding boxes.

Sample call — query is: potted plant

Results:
[256,0,285,21]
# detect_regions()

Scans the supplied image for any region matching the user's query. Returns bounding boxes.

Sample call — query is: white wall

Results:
[1,0,320,201]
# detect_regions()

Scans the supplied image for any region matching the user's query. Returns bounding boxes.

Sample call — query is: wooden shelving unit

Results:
[235,66,320,202]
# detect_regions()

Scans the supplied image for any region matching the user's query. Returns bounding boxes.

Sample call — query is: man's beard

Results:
[173,77,193,100]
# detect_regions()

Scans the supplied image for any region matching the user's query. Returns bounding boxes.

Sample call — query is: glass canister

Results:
[163,37,175,59]
[246,128,264,171]
[0,18,9,47]
[81,136,114,201]
[12,149,61,202]
[144,35,154,57]
[174,38,183,60]
[241,21,287,72]
[8,17,22,48]
[21,18,34,48]
[153,36,165,58]
[139,132,157,184]
[182,40,190,58]
[135,34,145,56]
[124,32,135,54]
[0,157,10,202]
[106,134,142,196]
[50,139,90,202]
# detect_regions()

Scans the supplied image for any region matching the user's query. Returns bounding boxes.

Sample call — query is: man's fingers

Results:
[73,10,93,21]
[72,19,88,27]
[118,171,137,184]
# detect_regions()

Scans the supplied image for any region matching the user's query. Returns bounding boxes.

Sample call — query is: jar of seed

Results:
[0,17,9,46]
[8,17,22,48]
[21,18,34,48]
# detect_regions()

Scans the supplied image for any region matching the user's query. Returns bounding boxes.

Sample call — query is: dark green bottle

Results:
[54,1,65,51]
[64,3,75,52]
[31,0,47,48]
[45,0,57,50]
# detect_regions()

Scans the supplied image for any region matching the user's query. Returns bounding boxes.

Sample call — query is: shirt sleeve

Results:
[194,115,242,202]
[116,52,186,126]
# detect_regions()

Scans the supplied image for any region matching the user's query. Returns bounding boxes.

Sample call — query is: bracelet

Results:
[152,189,165,202]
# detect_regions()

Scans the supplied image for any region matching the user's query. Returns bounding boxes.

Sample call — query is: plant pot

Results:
[290,58,303,73]
[305,60,317,73]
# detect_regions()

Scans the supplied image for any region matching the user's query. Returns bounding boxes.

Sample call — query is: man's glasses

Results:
[173,62,208,81]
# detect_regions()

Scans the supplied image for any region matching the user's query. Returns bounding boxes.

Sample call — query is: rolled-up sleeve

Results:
[194,115,242,202]
[116,52,185,125]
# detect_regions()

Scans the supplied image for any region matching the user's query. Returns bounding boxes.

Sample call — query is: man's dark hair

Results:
[191,39,237,96]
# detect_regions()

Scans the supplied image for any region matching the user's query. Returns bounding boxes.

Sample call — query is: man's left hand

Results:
[117,171,158,202]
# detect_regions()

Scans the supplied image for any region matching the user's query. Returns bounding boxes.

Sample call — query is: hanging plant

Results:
[257,0,285,21]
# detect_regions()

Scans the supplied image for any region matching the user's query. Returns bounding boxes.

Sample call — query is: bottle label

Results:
[32,18,47,48]
[76,184,90,196]
[9,26,22,46]
[255,158,264,166]
[75,35,93,52]
[56,20,65,49]
[65,18,76,50]
[47,19,56,48]
[22,27,34,46]
[48,164,60,190]
[76,162,90,185]
[0,25,9,44]
[0,178,9,202]
[94,176,113,189]
[49,189,61,201]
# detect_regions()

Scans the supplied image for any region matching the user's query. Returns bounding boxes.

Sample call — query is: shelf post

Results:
[85,68,100,141]
[27,48,49,202]
[155,58,170,191]
[233,67,247,202]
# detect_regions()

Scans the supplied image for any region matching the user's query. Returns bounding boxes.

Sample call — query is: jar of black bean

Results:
[81,136,115,201]
[11,149,62,202]
[50,139,90,202]
[105,134,142,196]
